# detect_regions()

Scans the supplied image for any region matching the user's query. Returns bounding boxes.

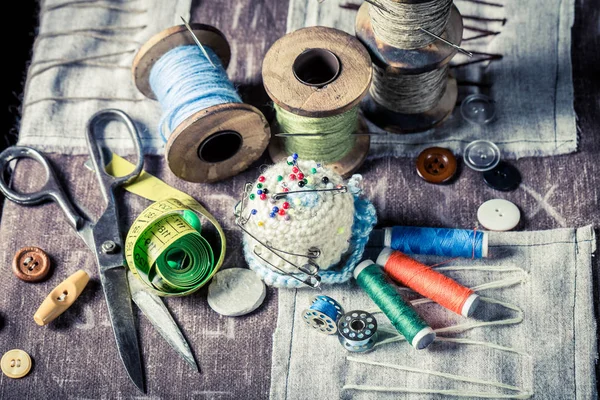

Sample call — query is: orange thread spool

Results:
[377,248,480,317]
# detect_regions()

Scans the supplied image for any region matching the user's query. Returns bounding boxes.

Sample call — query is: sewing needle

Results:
[180,16,217,69]
[419,28,473,57]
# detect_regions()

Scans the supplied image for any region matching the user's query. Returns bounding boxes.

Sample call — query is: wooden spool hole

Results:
[292,48,341,87]
[197,130,243,163]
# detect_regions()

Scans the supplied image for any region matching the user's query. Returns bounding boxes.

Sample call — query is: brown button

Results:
[416,147,457,184]
[12,247,51,282]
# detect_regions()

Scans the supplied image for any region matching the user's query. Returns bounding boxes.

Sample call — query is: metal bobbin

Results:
[302,295,344,335]
[337,310,378,353]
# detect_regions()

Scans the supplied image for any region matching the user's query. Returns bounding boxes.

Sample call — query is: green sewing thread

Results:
[356,264,431,347]
[274,103,358,163]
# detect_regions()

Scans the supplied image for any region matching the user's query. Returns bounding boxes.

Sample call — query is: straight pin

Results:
[419,28,473,57]
[180,16,217,69]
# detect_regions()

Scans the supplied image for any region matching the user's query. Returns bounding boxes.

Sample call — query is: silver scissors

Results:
[0,109,196,392]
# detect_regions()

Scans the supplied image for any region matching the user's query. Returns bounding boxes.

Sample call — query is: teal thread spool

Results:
[354,260,435,349]
[262,26,373,177]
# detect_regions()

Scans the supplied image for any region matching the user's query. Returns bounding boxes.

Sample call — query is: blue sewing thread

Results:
[387,226,487,259]
[302,295,344,335]
[149,45,242,142]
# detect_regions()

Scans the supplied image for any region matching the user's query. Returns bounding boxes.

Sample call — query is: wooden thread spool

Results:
[262,27,372,178]
[355,2,463,133]
[132,24,271,183]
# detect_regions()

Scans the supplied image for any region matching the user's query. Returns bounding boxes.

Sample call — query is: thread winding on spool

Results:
[377,248,480,317]
[384,226,489,259]
[132,24,270,183]
[262,27,372,177]
[369,0,453,50]
[354,260,435,349]
[302,295,345,335]
[337,310,379,353]
[355,2,463,132]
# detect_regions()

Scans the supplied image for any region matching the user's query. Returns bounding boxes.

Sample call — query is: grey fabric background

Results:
[271,227,597,400]
[1,0,599,399]
[17,0,192,155]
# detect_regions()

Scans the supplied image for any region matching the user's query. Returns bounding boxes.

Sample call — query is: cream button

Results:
[477,199,520,231]
[1,349,32,379]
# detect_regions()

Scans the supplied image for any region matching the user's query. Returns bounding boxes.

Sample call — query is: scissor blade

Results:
[127,272,199,371]
[100,267,145,392]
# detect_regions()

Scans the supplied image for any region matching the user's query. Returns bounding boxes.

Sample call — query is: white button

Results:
[477,199,520,231]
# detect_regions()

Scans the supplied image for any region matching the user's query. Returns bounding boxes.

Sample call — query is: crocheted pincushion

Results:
[241,157,377,288]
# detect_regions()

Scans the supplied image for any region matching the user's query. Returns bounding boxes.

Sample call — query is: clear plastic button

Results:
[460,94,496,125]
[463,140,501,172]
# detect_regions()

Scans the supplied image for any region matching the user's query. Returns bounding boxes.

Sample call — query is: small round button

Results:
[1,349,32,379]
[12,247,51,282]
[416,147,457,184]
[477,199,520,231]
[463,140,501,172]
[460,94,496,124]
[483,162,521,191]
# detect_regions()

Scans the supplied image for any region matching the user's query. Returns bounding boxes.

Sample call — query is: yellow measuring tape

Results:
[106,154,226,297]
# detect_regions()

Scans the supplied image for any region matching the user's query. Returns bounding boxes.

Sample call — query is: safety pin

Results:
[254,249,321,288]
[271,186,347,201]
[235,220,322,288]
[418,28,473,57]
[180,16,217,69]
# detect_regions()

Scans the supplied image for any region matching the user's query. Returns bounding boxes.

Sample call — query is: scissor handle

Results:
[85,109,144,203]
[0,146,83,230]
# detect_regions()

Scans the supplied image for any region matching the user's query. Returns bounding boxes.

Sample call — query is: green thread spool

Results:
[274,104,358,164]
[262,26,373,177]
[354,260,436,349]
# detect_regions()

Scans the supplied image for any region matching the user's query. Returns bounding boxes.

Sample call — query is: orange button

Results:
[12,247,51,282]
[416,147,457,184]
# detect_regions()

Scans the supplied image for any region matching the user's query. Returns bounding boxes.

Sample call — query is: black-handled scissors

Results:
[0,109,145,392]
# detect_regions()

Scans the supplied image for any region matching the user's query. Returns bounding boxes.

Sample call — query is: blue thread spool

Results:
[302,295,344,334]
[133,23,270,183]
[337,310,378,353]
[383,226,488,259]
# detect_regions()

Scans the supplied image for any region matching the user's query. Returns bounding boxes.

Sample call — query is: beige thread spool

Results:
[262,27,372,178]
[132,24,271,183]
[356,1,463,133]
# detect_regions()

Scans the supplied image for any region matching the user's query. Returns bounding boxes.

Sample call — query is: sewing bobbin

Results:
[355,2,463,133]
[302,295,345,334]
[337,310,378,353]
[262,27,372,177]
[132,24,270,182]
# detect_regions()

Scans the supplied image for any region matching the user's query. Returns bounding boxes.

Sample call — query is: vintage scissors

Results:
[0,109,196,392]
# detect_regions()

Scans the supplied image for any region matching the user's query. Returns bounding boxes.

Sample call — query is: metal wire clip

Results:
[234,182,325,288]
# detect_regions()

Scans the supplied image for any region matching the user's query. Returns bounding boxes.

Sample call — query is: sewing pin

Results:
[419,28,473,57]
[180,16,217,69]
[272,186,348,200]
[275,132,389,137]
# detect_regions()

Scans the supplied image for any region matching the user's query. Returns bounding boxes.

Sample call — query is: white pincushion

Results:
[243,159,355,273]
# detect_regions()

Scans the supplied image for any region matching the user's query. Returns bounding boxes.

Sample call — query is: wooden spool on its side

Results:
[262,26,372,177]
[132,24,270,183]
[355,3,462,134]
